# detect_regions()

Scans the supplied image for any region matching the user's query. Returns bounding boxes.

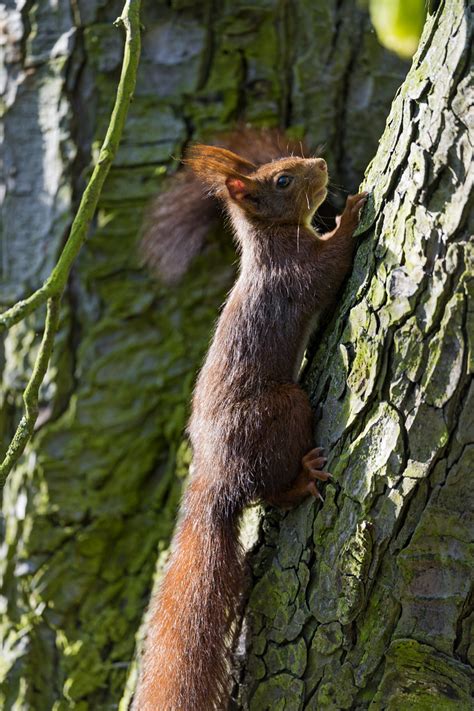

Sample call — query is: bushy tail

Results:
[132,482,244,711]
[140,126,306,284]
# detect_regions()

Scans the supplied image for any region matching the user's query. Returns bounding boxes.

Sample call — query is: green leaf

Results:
[370,0,427,58]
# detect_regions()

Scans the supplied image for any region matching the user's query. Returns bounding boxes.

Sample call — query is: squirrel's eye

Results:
[275,174,293,189]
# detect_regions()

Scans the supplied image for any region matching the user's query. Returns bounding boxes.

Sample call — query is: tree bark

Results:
[237,1,473,709]
[0,1,408,709]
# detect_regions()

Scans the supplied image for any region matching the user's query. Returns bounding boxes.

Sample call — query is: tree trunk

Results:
[0,1,409,709]
[237,1,473,709]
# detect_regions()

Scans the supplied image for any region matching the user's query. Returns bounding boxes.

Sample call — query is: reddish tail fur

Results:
[140,126,306,284]
[132,478,243,711]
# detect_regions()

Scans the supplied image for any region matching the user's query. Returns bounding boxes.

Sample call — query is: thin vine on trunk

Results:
[0,0,141,485]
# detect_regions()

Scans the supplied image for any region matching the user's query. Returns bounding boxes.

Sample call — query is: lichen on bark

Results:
[238,1,473,708]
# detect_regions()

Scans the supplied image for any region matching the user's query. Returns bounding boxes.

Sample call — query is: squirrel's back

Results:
[140,126,306,284]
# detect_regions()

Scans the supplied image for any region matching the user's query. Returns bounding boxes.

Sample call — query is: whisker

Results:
[299,141,305,158]
[297,222,300,253]
[305,191,310,210]
[328,181,350,193]
[312,143,326,157]
[315,214,333,228]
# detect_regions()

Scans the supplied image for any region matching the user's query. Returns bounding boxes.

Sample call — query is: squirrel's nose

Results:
[313,158,327,172]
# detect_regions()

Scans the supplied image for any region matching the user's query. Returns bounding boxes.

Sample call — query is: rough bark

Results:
[237,1,473,709]
[0,1,408,709]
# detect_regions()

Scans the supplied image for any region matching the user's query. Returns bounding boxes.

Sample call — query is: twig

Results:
[0,0,142,484]
[0,298,60,485]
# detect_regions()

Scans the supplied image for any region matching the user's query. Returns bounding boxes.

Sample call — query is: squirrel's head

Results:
[185,145,328,227]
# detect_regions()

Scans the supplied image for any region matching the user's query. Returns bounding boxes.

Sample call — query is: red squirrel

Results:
[133,134,367,710]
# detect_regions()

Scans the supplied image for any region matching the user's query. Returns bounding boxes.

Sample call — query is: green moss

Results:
[246,652,267,681]
[311,622,343,656]
[370,639,474,710]
[316,663,357,710]
[265,638,307,677]
[252,561,299,611]
[250,673,305,711]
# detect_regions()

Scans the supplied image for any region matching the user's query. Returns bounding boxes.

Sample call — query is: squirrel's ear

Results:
[184,144,256,194]
[225,177,253,201]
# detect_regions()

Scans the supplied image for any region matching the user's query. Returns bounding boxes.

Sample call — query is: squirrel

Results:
[133,130,367,710]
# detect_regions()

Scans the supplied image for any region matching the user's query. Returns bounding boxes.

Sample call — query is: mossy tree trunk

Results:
[237,1,473,709]
[0,1,410,709]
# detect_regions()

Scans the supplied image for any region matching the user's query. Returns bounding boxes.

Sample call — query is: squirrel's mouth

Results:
[314,186,327,199]
[312,186,328,209]
[305,187,327,226]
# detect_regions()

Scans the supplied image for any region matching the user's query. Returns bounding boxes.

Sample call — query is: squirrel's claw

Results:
[308,481,325,503]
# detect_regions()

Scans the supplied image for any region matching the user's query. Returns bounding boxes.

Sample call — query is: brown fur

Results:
[140,127,307,284]
[133,142,367,710]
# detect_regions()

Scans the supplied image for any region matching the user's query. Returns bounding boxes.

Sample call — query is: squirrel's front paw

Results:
[335,192,368,235]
